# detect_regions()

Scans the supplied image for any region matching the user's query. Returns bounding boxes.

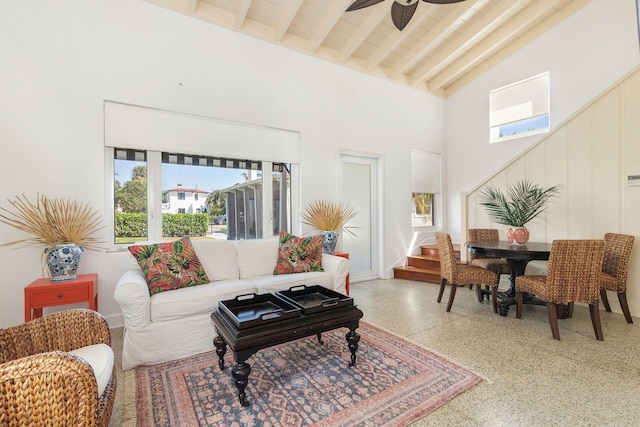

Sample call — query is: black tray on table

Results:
[218,293,302,329]
[276,285,353,315]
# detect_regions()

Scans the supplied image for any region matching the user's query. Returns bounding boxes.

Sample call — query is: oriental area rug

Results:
[125,322,481,427]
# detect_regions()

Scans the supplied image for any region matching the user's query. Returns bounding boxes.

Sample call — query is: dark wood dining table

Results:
[465,240,553,316]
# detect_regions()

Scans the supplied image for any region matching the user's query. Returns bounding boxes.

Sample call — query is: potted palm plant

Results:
[300,200,357,254]
[0,194,103,281]
[479,180,559,245]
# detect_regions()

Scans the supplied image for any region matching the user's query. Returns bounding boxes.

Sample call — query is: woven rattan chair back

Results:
[600,233,635,323]
[602,233,634,291]
[436,232,458,283]
[545,240,605,304]
[467,229,500,262]
[516,239,605,340]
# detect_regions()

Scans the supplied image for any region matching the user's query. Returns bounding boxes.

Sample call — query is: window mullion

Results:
[147,151,163,241]
[262,162,273,239]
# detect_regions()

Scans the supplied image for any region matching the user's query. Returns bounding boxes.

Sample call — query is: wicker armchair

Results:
[436,232,499,312]
[0,309,116,427]
[467,228,510,275]
[600,233,635,323]
[515,240,605,340]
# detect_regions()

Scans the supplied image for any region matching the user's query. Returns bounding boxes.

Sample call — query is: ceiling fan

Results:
[347,0,467,31]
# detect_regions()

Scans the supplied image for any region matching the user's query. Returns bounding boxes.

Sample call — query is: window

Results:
[412,193,433,227]
[109,147,291,246]
[490,72,550,143]
[410,150,441,229]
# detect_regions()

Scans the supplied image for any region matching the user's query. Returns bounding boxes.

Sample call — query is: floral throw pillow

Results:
[129,237,210,295]
[273,231,324,275]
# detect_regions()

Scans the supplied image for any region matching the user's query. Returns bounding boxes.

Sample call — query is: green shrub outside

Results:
[114,213,209,239]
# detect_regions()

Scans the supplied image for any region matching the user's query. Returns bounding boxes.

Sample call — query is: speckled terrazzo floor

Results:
[108,278,640,426]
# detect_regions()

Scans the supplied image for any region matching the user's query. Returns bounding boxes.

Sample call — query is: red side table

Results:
[333,252,350,295]
[24,274,98,322]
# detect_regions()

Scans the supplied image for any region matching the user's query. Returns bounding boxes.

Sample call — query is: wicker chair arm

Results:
[1,309,111,363]
[0,351,99,427]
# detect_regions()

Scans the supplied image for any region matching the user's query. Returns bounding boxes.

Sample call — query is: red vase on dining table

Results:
[507,227,530,245]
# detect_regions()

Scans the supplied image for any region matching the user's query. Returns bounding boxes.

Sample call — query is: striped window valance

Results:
[115,148,291,174]
[161,152,261,170]
[115,148,146,162]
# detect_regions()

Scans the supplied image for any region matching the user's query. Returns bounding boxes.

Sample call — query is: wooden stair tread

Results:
[394,241,462,284]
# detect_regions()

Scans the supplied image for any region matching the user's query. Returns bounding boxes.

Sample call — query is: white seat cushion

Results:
[150,279,256,322]
[68,344,114,397]
[252,271,334,294]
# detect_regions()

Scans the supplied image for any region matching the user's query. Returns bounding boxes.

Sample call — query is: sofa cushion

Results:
[252,271,334,294]
[68,343,114,397]
[273,231,324,275]
[191,239,240,281]
[150,279,256,322]
[129,237,210,295]
[236,238,280,279]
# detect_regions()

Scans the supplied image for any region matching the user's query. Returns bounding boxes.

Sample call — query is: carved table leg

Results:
[213,335,227,371]
[317,333,324,345]
[232,361,252,407]
[345,328,360,367]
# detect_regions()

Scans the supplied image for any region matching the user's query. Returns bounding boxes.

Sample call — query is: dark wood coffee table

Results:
[211,296,364,407]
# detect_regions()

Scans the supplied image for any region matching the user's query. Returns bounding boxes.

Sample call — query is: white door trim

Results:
[338,152,383,282]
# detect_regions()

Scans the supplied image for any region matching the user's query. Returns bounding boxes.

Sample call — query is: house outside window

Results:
[178,192,185,200]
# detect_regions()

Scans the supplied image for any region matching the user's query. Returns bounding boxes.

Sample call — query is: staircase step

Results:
[393,266,441,284]
[407,255,441,270]
[420,244,461,260]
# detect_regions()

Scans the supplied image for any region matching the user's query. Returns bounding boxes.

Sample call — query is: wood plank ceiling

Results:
[145,0,591,97]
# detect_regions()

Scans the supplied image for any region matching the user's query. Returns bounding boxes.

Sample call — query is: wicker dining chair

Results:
[436,232,500,312]
[0,309,116,427]
[515,239,605,340]
[467,228,510,275]
[600,233,635,323]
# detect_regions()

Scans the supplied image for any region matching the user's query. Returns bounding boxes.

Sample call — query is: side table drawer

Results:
[30,286,90,307]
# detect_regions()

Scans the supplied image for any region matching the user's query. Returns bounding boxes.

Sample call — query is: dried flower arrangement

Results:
[300,200,357,236]
[0,193,103,251]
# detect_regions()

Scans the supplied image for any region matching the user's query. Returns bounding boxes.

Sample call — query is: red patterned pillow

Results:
[129,237,210,295]
[273,231,324,275]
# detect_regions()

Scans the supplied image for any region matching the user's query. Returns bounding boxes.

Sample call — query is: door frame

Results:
[338,151,384,282]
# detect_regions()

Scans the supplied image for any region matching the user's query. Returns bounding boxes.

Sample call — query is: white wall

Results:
[0,0,445,328]
[445,0,640,241]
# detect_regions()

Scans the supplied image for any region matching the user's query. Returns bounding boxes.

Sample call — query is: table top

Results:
[465,241,552,261]
[25,274,98,289]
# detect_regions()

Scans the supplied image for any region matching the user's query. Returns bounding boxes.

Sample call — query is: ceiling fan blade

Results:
[423,0,467,4]
[391,1,419,31]
[346,0,386,12]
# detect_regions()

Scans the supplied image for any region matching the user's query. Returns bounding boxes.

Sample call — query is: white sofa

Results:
[114,237,349,370]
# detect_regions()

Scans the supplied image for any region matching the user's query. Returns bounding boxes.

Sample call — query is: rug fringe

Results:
[361,321,494,384]
[122,369,137,427]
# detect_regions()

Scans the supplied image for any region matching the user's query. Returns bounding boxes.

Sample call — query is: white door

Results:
[339,154,380,282]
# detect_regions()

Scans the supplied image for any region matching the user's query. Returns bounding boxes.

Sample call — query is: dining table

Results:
[465,240,553,316]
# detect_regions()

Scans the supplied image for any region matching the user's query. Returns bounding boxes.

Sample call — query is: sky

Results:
[115,161,251,192]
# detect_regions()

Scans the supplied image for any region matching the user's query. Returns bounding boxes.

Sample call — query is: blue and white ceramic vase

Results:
[46,243,84,282]
[322,231,339,254]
